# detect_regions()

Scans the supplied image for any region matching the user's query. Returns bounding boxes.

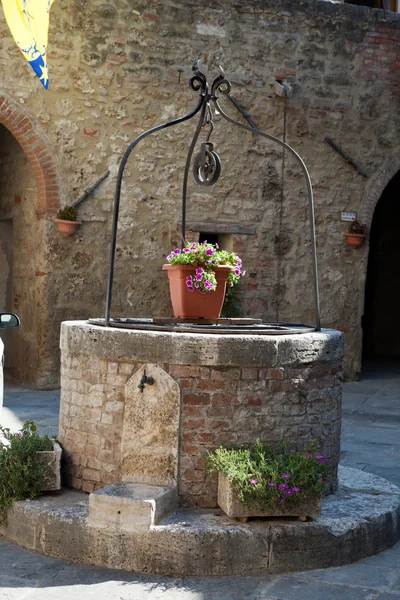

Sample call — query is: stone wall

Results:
[0,0,399,383]
[59,322,343,506]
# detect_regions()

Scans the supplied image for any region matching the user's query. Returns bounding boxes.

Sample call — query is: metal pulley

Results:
[193,141,221,186]
[192,105,221,186]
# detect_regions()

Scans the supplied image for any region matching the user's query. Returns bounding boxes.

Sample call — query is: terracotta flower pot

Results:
[162,264,233,320]
[345,233,366,249]
[54,218,82,237]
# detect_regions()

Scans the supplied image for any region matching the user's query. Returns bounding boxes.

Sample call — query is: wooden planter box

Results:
[218,473,322,522]
[36,442,62,492]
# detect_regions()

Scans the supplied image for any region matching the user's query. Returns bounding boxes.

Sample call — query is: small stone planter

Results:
[218,473,322,522]
[36,442,62,491]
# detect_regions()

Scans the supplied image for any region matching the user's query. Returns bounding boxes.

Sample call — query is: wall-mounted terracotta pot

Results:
[54,219,82,237]
[162,264,233,320]
[345,233,366,249]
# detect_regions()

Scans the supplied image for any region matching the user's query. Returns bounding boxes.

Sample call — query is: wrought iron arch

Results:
[105,62,321,331]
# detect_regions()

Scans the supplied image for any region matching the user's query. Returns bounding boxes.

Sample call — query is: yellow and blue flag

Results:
[1,0,56,89]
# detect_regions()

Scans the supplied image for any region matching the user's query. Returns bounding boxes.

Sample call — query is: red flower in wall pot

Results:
[345,220,367,249]
[162,242,244,320]
[54,205,82,237]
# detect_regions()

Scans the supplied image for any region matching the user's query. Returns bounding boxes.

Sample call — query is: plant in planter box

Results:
[54,205,82,237]
[345,219,367,249]
[0,420,60,523]
[208,440,329,521]
[162,241,245,319]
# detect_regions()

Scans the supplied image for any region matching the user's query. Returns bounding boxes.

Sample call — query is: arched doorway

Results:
[0,93,61,388]
[363,170,400,359]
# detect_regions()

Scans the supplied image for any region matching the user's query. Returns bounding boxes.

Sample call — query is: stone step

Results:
[88,482,177,532]
[0,467,399,576]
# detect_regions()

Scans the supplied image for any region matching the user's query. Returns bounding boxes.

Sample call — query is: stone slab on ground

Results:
[0,467,398,577]
[0,536,400,600]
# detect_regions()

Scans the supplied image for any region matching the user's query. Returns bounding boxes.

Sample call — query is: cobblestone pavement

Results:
[1,361,400,599]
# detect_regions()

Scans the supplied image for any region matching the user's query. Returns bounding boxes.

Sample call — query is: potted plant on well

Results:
[54,205,82,237]
[345,219,367,248]
[208,441,329,522]
[0,421,61,523]
[162,241,245,319]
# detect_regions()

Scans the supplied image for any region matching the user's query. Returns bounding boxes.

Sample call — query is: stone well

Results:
[59,321,343,507]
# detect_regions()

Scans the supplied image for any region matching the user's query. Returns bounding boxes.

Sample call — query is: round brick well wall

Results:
[59,321,344,507]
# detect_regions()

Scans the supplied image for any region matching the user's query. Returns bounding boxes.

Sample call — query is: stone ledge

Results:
[181,221,256,235]
[60,321,344,368]
[0,467,398,577]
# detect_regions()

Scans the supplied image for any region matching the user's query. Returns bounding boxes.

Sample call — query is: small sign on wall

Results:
[340,211,357,222]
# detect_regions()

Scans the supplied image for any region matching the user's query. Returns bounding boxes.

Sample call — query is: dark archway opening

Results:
[363,170,400,359]
[344,0,398,11]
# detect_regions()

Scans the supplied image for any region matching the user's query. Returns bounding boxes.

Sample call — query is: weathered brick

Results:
[183,393,210,405]
[170,365,200,378]
[211,368,241,381]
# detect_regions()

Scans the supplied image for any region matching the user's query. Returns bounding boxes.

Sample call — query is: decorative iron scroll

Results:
[105,61,321,331]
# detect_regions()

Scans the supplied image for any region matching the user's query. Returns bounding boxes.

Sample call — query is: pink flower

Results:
[278,483,289,492]
[250,479,258,485]
[268,482,276,487]
[206,248,213,256]
[281,474,291,479]
[292,487,301,493]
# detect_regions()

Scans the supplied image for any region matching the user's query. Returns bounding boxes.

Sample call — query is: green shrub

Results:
[0,420,55,522]
[207,440,329,510]
[56,205,79,221]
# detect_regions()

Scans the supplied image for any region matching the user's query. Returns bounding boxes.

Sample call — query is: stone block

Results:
[89,482,177,531]
[120,364,180,487]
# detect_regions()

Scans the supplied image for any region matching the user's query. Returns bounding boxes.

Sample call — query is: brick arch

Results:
[0,92,60,212]
[359,148,400,229]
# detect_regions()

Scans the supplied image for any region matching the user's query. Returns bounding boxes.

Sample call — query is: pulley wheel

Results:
[193,150,221,186]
